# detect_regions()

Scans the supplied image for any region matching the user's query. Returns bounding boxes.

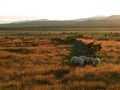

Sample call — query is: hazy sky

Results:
[0,0,120,23]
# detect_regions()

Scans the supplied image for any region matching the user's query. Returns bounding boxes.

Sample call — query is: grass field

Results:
[0,28,120,90]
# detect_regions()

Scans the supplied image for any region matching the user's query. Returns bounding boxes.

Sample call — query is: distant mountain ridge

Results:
[73,15,107,21]
[1,15,120,28]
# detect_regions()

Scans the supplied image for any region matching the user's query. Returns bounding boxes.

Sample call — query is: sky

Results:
[0,0,120,23]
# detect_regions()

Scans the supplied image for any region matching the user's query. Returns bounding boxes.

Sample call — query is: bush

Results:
[75,34,84,38]
[69,40,102,58]
[51,36,77,45]
[64,36,77,44]
[51,38,64,44]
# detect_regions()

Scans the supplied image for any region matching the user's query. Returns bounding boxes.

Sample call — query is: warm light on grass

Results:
[0,30,120,90]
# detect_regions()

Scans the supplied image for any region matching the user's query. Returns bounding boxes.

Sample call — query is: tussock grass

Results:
[0,30,120,90]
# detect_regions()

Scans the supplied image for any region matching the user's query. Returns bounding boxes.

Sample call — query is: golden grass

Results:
[0,36,120,90]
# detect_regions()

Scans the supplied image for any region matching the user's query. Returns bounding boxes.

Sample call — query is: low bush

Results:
[69,40,102,58]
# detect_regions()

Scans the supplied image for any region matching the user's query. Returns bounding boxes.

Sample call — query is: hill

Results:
[0,15,120,28]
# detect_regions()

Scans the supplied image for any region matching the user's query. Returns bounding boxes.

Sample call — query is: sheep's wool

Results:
[92,58,100,66]
[71,56,85,66]
[71,56,100,66]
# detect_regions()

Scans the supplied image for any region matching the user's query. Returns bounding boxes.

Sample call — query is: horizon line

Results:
[0,14,119,24]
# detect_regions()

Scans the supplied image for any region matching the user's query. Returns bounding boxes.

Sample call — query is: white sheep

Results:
[92,58,101,66]
[71,56,101,67]
[79,56,93,65]
[79,55,86,59]
[71,56,85,66]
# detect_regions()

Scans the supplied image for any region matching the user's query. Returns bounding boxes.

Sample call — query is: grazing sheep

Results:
[71,56,78,64]
[71,56,85,66]
[86,57,92,64]
[79,55,86,60]
[92,58,101,66]
[71,56,101,67]
[79,56,93,65]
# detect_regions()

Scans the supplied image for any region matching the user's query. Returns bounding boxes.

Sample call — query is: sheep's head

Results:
[92,58,101,66]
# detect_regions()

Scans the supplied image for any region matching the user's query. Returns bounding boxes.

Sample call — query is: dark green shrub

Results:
[51,36,77,44]
[51,38,64,44]
[69,40,102,58]
[64,36,77,44]
[75,34,84,38]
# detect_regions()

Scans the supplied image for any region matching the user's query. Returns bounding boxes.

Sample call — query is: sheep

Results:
[71,56,78,64]
[71,56,101,67]
[85,57,93,65]
[79,55,86,60]
[79,56,101,66]
[71,56,85,66]
[92,58,101,66]
[79,56,93,65]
